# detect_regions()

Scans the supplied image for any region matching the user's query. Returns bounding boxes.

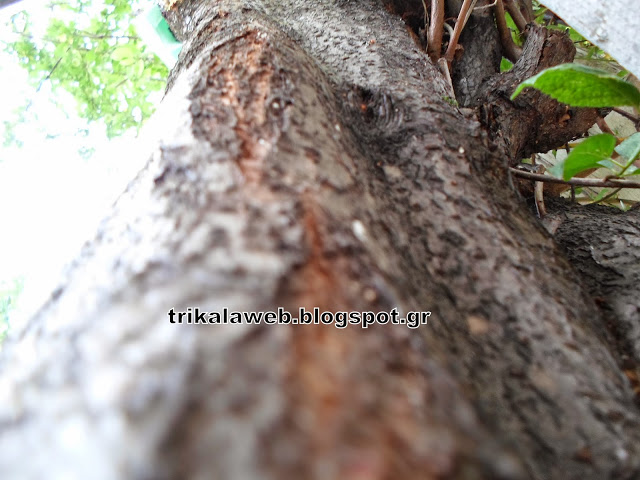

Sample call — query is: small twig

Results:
[113,78,128,89]
[427,0,445,61]
[444,0,479,63]
[596,117,614,135]
[495,0,522,62]
[510,168,640,189]
[437,57,456,98]
[443,21,455,40]
[36,48,69,93]
[421,0,429,27]
[521,0,534,22]
[530,156,546,216]
[534,179,546,217]
[504,0,528,33]
[76,30,139,41]
[474,0,498,12]
[43,56,63,83]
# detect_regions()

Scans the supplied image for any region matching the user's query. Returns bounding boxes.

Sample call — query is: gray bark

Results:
[1,1,639,480]
[0,0,22,10]
[544,199,640,369]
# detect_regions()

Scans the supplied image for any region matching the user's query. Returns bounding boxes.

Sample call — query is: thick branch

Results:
[474,25,599,161]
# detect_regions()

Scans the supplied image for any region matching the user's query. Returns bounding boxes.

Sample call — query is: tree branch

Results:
[495,0,522,62]
[76,29,139,41]
[504,0,529,32]
[612,107,640,127]
[510,167,640,188]
[427,0,444,61]
[444,0,478,63]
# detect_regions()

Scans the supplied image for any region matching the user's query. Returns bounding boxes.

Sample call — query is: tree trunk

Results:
[1,1,639,479]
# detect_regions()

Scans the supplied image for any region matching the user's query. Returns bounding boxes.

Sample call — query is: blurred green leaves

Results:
[3,0,168,140]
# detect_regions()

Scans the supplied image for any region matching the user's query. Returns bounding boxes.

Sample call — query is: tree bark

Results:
[1,1,639,479]
[0,0,22,10]
[543,198,640,372]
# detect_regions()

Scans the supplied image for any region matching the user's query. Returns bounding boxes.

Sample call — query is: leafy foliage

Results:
[511,63,640,108]
[513,63,640,187]
[509,3,640,208]
[548,134,617,180]
[614,132,640,174]
[3,0,168,139]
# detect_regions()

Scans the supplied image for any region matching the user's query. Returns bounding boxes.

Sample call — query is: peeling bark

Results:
[1,1,639,480]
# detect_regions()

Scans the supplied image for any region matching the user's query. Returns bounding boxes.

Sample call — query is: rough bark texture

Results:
[463,25,600,162]
[1,1,639,480]
[543,199,640,378]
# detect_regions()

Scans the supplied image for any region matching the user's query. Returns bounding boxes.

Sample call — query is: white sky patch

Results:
[0,1,155,324]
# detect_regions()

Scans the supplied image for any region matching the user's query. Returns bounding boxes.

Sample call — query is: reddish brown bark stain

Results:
[270,193,464,479]
[207,32,274,186]
[294,194,348,311]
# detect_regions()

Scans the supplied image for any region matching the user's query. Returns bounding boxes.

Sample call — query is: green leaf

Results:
[555,134,617,180]
[112,44,135,61]
[625,165,640,175]
[500,57,514,73]
[590,188,611,203]
[511,63,640,107]
[615,132,640,162]
[504,13,523,47]
[597,159,621,172]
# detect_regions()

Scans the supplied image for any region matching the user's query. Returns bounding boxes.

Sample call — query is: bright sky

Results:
[0,1,154,323]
